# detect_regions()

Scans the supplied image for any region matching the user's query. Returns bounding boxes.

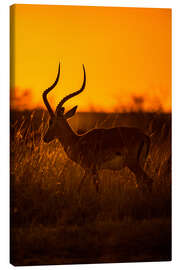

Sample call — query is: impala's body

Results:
[42,63,153,192]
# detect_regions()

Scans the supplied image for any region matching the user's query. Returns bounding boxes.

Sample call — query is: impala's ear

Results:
[64,106,78,119]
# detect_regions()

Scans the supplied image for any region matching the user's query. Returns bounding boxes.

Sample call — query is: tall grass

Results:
[10,110,171,265]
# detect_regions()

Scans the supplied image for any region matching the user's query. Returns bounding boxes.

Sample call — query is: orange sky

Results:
[10,4,171,112]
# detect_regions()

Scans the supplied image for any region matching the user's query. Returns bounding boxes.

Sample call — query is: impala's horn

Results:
[42,63,60,117]
[56,64,86,115]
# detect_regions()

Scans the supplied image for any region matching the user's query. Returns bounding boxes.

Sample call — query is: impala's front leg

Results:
[58,160,72,192]
[128,163,153,192]
[92,169,100,193]
[78,169,90,193]
[78,168,100,193]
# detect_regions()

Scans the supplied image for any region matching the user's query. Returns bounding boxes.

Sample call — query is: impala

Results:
[42,63,153,192]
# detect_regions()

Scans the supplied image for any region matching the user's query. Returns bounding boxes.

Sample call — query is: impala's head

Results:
[42,63,86,143]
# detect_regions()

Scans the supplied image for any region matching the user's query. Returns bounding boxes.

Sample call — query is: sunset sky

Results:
[10,4,171,112]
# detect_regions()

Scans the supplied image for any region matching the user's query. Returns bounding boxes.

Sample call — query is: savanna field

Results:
[10,110,171,266]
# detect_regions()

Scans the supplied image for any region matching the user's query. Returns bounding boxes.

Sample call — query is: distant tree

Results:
[132,95,144,112]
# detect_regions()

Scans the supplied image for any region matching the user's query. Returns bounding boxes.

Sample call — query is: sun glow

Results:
[10,5,171,112]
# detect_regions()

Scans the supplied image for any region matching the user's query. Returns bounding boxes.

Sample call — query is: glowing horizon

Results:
[10,5,171,112]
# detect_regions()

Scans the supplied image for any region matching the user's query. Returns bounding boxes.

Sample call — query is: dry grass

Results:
[10,110,171,265]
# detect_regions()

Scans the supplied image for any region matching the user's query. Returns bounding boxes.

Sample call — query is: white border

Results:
[6,0,174,8]
[0,1,179,269]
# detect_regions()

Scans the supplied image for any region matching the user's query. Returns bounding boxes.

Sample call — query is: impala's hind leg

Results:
[137,168,153,192]
[129,164,153,192]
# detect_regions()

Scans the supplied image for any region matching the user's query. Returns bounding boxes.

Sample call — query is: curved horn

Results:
[42,63,60,117]
[56,64,86,114]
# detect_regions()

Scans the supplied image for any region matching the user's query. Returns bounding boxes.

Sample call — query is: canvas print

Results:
[10,4,171,266]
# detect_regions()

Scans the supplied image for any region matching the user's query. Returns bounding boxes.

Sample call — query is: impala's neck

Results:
[57,119,78,151]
